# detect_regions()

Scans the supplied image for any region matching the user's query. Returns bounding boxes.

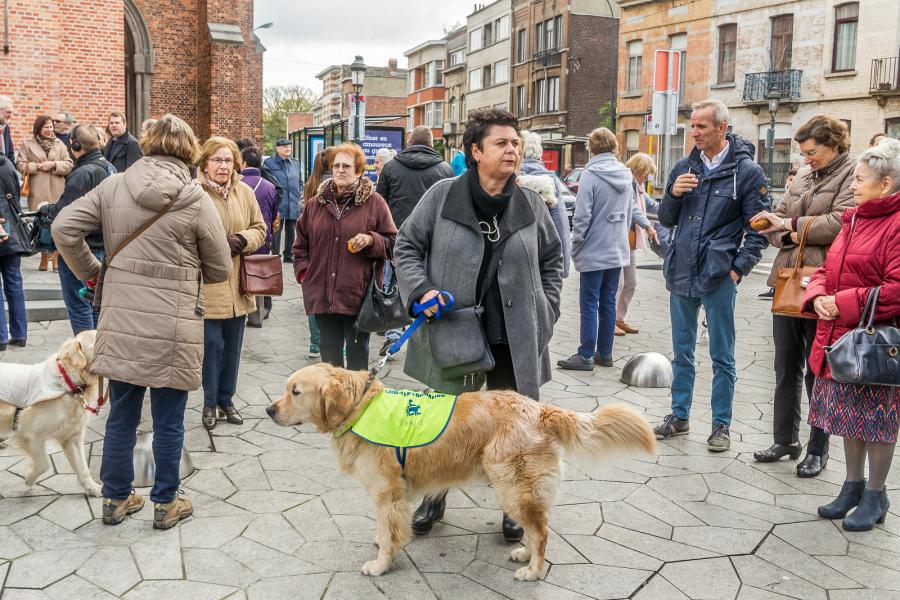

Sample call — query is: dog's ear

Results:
[60,338,88,371]
[318,371,355,429]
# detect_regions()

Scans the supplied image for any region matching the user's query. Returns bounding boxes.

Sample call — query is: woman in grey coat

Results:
[394,108,563,545]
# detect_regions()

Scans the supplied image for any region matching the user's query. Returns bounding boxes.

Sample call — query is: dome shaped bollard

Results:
[132,430,195,488]
[620,352,673,388]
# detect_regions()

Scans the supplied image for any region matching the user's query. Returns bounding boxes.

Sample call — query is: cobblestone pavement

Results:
[1,251,899,600]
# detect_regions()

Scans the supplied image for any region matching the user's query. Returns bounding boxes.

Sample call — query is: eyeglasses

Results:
[800,145,822,159]
[332,163,354,171]
[208,157,234,166]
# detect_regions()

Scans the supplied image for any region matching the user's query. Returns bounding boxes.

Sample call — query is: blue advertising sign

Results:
[307,135,324,175]
[359,128,404,182]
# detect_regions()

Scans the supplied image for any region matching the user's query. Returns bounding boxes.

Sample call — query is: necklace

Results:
[479,215,500,242]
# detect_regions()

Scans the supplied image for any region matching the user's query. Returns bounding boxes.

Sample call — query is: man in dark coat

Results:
[376,126,454,351]
[654,99,770,453]
[264,139,302,263]
[103,112,142,173]
[0,96,14,163]
[42,124,112,334]
[53,112,74,148]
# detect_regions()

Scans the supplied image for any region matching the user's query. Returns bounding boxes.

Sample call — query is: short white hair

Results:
[522,130,543,160]
[692,99,730,125]
[0,96,12,110]
[858,138,900,193]
[375,147,396,163]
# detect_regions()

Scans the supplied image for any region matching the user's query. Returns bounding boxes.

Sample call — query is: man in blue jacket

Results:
[654,99,769,452]
[264,139,302,263]
[0,96,14,163]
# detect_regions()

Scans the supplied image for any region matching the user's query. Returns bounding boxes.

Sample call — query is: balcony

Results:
[870,56,900,105]
[534,48,562,68]
[742,70,802,104]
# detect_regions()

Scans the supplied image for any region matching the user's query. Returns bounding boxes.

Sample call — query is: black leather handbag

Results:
[826,286,900,387]
[0,191,37,257]
[355,261,411,333]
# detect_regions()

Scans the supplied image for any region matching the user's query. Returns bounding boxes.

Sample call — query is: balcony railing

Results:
[534,47,562,67]
[758,161,792,189]
[870,56,900,94]
[742,70,802,103]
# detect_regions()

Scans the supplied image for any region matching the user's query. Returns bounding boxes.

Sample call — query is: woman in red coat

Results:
[803,138,900,532]
[293,143,397,370]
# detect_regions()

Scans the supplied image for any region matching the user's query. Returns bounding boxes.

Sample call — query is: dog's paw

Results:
[514,566,540,581]
[24,472,40,487]
[84,481,103,497]
[361,560,389,576]
[510,547,531,562]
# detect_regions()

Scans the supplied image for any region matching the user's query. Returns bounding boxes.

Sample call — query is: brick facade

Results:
[0,0,262,151]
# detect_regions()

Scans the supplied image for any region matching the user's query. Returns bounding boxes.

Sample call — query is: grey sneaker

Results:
[594,353,614,367]
[707,423,731,452]
[653,414,690,439]
[557,354,595,371]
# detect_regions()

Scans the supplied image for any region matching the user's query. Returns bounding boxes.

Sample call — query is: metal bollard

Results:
[620,352,673,388]
[132,430,195,488]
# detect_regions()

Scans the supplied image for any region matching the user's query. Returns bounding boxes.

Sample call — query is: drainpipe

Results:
[3,0,9,54]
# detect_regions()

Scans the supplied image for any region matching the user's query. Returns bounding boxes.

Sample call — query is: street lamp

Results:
[253,22,273,31]
[766,85,781,188]
[350,55,367,142]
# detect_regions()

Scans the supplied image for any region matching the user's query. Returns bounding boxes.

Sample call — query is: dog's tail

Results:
[539,404,656,464]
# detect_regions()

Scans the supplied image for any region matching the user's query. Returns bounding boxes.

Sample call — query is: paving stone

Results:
[601,501,672,538]
[545,563,653,599]
[672,525,767,555]
[462,559,592,599]
[647,474,710,502]
[732,555,828,600]
[122,580,237,600]
[818,555,900,590]
[548,503,603,536]
[284,498,343,542]
[660,557,740,599]
[295,540,376,572]
[130,530,183,580]
[597,524,718,562]
[6,548,94,588]
[37,495,93,531]
[565,534,663,571]
[754,535,857,590]
[677,500,774,532]
[246,573,332,600]
[440,508,506,534]
[180,515,253,549]
[625,485,705,527]
[772,520,848,556]
[632,573,691,600]
[223,536,317,578]
[242,513,305,554]
[75,546,142,596]
[0,496,56,526]
[11,516,94,551]
[184,547,260,587]
[323,553,436,599]
[404,533,477,573]
[845,541,900,573]
[226,490,312,513]
[829,591,900,600]
[0,526,32,560]
[184,468,238,499]
[44,574,118,600]
[422,573,508,600]
[560,480,641,503]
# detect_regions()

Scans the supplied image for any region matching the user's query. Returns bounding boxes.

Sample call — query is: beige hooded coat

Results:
[52,155,232,391]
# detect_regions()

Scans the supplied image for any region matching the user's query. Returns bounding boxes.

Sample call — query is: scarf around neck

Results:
[37,136,55,154]
[468,166,515,220]
[206,176,231,200]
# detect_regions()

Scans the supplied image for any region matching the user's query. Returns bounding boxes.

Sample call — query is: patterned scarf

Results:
[37,136,55,154]
[206,177,231,200]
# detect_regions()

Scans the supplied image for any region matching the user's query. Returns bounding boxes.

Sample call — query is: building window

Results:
[494,59,509,84]
[496,15,510,41]
[516,85,526,115]
[460,94,466,119]
[449,49,465,67]
[434,102,443,127]
[408,71,415,94]
[424,63,434,88]
[718,24,737,84]
[407,108,414,131]
[469,68,483,91]
[470,28,482,51]
[625,130,640,161]
[534,79,547,113]
[483,64,493,87]
[434,60,443,86]
[886,118,900,140]
[554,15,563,47]
[832,3,858,72]
[670,33,687,106]
[547,76,560,112]
[517,29,526,62]
[425,103,434,128]
[545,17,555,51]
[770,14,793,71]
[627,40,643,92]
[448,97,457,123]
[483,22,493,47]
[535,22,544,52]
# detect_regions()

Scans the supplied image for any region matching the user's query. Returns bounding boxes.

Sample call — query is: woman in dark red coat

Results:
[803,138,900,532]
[293,143,397,370]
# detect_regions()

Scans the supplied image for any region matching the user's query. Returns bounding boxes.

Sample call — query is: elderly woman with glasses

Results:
[197,136,266,431]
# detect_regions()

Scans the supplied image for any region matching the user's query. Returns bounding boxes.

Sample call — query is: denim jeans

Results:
[577,268,622,359]
[316,314,370,371]
[0,254,27,344]
[100,380,188,504]
[669,278,737,426]
[57,249,103,335]
[308,315,320,348]
[383,261,402,342]
[202,316,246,409]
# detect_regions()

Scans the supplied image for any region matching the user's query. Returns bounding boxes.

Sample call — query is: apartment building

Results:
[466,0,514,114]
[443,26,469,153]
[312,60,407,126]
[405,40,448,141]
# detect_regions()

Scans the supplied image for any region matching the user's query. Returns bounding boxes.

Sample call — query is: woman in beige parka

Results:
[196,136,266,431]
[52,114,232,529]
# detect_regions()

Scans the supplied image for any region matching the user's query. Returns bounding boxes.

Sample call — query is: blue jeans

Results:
[100,380,188,503]
[383,261,402,342]
[308,315,320,348]
[0,255,27,343]
[203,316,245,409]
[669,278,737,426]
[578,268,621,359]
[58,249,103,335]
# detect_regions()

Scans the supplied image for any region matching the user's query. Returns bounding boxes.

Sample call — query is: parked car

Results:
[563,167,583,194]
[557,177,575,229]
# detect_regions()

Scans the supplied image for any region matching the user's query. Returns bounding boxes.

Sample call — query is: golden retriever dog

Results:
[0,330,102,496]
[267,363,656,581]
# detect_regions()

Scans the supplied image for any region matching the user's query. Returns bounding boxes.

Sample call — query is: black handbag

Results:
[355,260,411,333]
[0,191,37,257]
[825,286,900,387]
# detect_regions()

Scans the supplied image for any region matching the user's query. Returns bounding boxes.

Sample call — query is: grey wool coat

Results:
[394,175,563,399]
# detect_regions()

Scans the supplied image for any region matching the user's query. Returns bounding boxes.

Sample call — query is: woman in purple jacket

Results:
[240,145,279,327]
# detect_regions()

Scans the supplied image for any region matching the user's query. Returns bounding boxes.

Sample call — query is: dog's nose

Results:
[266,405,276,419]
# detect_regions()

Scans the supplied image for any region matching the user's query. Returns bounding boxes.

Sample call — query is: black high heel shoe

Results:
[412,492,447,536]
[753,443,802,463]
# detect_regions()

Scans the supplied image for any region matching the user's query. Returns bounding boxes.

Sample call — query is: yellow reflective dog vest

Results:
[348,389,457,468]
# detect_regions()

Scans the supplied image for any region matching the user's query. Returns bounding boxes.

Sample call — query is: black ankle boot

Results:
[843,487,890,532]
[819,480,865,519]
[412,492,446,536]
[502,513,524,543]
[797,452,828,478]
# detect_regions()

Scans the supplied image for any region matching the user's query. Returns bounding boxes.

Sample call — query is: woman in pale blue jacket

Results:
[558,128,634,371]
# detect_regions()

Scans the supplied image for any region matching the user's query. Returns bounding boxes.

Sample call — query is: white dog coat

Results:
[0,360,70,408]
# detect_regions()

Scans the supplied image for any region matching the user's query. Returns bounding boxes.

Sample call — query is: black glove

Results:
[227,234,246,256]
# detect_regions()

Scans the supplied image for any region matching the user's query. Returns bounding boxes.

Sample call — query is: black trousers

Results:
[773,314,829,454]
[316,314,370,371]
[271,218,297,261]
[486,343,539,402]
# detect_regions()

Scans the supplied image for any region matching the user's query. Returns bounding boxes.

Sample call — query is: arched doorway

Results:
[124,0,153,132]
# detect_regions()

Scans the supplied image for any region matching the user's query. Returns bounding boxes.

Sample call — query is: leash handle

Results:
[412,291,455,319]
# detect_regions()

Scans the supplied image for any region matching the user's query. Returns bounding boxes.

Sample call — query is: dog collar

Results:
[57,361,106,415]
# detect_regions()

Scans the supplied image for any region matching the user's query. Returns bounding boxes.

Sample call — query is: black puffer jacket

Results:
[41,149,111,250]
[376,145,454,228]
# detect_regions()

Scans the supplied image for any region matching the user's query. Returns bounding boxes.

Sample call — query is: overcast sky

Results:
[254,0,475,93]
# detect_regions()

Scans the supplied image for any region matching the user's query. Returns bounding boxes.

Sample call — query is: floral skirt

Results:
[808,376,900,444]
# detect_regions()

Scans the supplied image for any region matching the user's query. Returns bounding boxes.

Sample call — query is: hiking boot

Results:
[153,495,193,530]
[102,492,144,525]
[557,354,594,371]
[654,414,689,440]
[594,353,614,367]
[707,423,731,452]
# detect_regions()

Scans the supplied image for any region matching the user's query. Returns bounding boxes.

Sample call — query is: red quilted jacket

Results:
[803,190,900,378]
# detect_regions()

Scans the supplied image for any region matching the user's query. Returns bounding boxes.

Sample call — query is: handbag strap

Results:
[791,218,815,270]
[107,202,173,264]
[861,286,882,330]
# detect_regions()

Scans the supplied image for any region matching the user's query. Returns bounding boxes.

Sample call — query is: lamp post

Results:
[253,22,273,31]
[350,55,367,142]
[766,85,781,187]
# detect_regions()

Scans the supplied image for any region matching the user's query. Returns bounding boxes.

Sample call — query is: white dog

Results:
[0,330,103,496]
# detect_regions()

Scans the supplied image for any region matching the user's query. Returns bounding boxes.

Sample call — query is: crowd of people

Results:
[0,94,897,536]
